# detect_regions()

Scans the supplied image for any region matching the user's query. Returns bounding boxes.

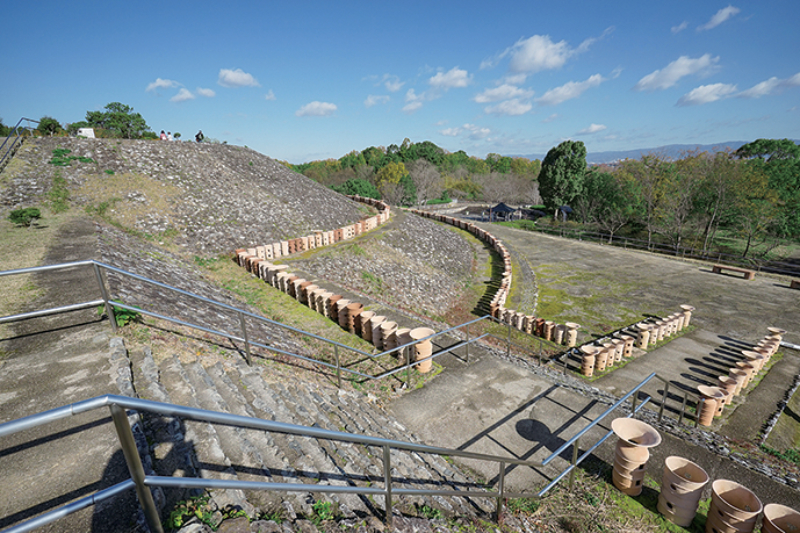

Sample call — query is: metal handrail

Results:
[0,261,536,388]
[0,362,674,533]
[0,118,39,167]
[0,394,548,533]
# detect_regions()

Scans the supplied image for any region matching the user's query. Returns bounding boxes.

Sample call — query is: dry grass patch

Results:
[77,172,184,230]
[0,209,81,340]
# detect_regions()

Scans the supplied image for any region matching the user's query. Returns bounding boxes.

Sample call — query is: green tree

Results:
[578,169,639,242]
[37,116,62,136]
[0,118,10,137]
[539,140,587,219]
[735,139,800,238]
[735,139,800,161]
[85,102,151,139]
[332,178,381,199]
[485,153,513,174]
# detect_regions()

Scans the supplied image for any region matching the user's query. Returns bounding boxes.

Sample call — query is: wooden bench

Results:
[791,279,800,290]
[712,264,755,280]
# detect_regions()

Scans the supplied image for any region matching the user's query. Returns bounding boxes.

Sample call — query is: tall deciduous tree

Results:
[85,102,151,139]
[407,159,442,206]
[37,116,62,136]
[539,140,587,219]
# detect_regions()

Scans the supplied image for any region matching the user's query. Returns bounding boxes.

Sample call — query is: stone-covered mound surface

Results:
[285,210,478,317]
[1,138,367,255]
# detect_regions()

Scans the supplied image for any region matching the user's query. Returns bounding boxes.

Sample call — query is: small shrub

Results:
[164,496,213,530]
[418,504,443,519]
[105,169,115,175]
[507,498,540,514]
[48,175,70,213]
[311,500,335,524]
[98,299,142,327]
[8,207,41,227]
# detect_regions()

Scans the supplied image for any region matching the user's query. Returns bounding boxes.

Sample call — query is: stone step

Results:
[157,354,255,516]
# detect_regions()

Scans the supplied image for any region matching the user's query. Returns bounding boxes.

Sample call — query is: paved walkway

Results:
[0,218,139,533]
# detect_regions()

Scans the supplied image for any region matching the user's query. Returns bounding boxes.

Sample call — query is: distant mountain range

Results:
[517,140,798,164]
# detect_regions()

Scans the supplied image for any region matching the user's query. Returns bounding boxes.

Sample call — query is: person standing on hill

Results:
[167,132,173,141]
[160,130,167,140]
[195,130,204,143]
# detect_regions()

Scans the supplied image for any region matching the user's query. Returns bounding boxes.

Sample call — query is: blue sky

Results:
[3,1,799,163]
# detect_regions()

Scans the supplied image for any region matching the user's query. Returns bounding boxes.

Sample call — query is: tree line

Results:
[538,139,800,258]
[283,138,542,207]
[1,103,158,140]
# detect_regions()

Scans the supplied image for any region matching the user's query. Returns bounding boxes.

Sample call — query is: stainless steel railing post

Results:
[109,403,164,533]
[569,436,580,489]
[680,393,688,425]
[631,392,638,415]
[335,345,341,389]
[93,263,117,333]
[506,322,511,357]
[383,445,393,527]
[238,311,252,366]
[496,461,506,523]
[465,323,470,364]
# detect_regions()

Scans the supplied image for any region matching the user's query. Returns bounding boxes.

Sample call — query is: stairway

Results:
[126,342,494,524]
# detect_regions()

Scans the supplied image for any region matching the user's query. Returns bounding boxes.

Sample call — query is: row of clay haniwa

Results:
[407,209,581,347]
[577,305,695,377]
[237,195,391,262]
[696,327,787,427]
[610,417,799,532]
[233,196,435,373]
[232,254,436,373]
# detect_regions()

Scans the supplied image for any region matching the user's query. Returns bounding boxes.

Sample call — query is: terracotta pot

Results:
[335,299,350,326]
[611,418,662,448]
[303,284,318,307]
[680,304,695,328]
[762,503,800,533]
[553,324,565,345]
[717,376,737,405]
[697,385,726,422]
[654,320,666,342]
[327,295,342,321]
[707,479,762,533]
[395,328,411,362]
[544,321,555,341]
[565,322,580,347]
[741,350,765,373]
[728,369,748,396]
[595,346,609,372]
[409,327,435,373]
[602,342,616,367]
[619,335,635,357]
[359,311,375,342]
[612,339,625,363]
[611,417,660,495]
[635,323,651,349]
[735,361,756,388]
[659,457,709,526]
[343,302,363,334]
[370,315,386,349]
[380,321,398,353]
[580,345,598,377]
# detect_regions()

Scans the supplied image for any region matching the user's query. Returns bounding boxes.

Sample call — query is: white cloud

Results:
[738,73,800,98]
[503,29,611,75]
[671,21,688,34]
[196,87,216,97]
[484,99,533,116]
[295,101,337,117]
[577,124,607,135]
[218,68,260,88]
[537,74,605,106]
[634,54,719,91]
[146,78,180,92]
[429,67,472,89]
[509,35,572,74]
[542,114,559,123]
[402,89,425,113]
[439,123,491,140]
[677,83,737,106]
[698,5,740,31]
[364,94,390,107]
[473,84,534,103]
[264,90,276,101]
[382,74,404,92]
[170,88,195,102]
